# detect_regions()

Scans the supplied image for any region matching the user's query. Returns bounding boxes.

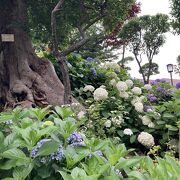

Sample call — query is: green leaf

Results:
[128,171,149,180]
[13,163,34,179]
[166,125,178,131]
[116,157,142,169]
[0,159,17,170]
[59,171,74,180]
[163,113,175,119]
[1,148,28,161]
[71,167,87,179]
[36,140,60,157]
[130,135,136,144]
[55,106,74,119]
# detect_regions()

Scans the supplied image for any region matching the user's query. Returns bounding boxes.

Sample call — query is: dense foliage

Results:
[0,105,179,179]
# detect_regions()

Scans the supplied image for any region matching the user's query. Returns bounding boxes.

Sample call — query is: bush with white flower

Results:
[93,87,108,101]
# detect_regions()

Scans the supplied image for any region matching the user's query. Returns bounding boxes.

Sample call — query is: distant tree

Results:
[174,55,180,76]
[139,63,159,79]
[170,0,180,34]
[119,14,170,84]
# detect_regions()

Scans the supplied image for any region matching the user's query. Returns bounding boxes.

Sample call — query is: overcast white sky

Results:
[128,0,180,80]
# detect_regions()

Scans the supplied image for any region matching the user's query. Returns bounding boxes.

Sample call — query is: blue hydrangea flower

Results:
[86,57,94,62]
[31,139,50,158]
[50,145,63,161]
[88,150,103,158]
[40,157,47,164]
[90,68,97,76]
[176,82,180,89]
[98,72,105,77]
[31,147,39,158]
[67,132,83,144]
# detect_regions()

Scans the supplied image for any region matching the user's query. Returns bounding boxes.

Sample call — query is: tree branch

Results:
[51,0,64,54]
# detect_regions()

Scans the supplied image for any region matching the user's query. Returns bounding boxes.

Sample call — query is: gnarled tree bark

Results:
[0,0,65,108]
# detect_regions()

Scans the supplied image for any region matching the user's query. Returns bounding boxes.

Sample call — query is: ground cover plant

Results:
[0,106,179,179]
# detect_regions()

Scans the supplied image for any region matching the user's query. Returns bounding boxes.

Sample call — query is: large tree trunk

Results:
[0,0,66,108]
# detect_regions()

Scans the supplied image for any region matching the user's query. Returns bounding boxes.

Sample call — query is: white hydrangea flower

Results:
[83,85,95,92]
[134,102,144,113]
[148,122,155,128]
[116,81,128,92]
[132,87,142,95]
[109,79,117,87]
[104,62,120,71]
[141,115,152,126]
[93,88,108,101]
[125,79,133,88]
[143,84,152,90]
[131,97,142,105]
[112,116,124,126]
[100,85,106,89]
[119,91,129,99]
[104,120,111,128]
[137,132,155,148]
[123,128,133,136]
[139,96,146,101]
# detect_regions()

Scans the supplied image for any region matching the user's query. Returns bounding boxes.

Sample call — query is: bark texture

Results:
[0,0,66,108]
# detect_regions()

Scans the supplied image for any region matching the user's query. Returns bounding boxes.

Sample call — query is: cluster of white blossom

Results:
[137,132,155,148]
[140,115,154,128]
[131,87,142,95]
[116,81,128,92]
[104,120,111,128]
[109,79,117,87]
[103,62,121,71]
[134,102,144,113]
[123,128,133,136]
[143,84,152,90]
[83,85,95,92]
[119,91,129,99]
[125,79,134,88]
[93,87,108,101]
[112,116,124,126]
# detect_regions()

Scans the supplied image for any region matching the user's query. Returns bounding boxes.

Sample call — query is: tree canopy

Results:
[118,14,169,83]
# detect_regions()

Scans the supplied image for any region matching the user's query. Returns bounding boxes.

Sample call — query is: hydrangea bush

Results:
[80,75,179,155]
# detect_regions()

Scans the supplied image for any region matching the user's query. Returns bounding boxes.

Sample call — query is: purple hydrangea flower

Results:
[176,82,180,89]
[151,81,157,85]
[148,95,157,102]
[144,105,153,112]
[156,87,165,92]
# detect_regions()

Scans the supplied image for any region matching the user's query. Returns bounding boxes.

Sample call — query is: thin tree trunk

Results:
[51,0,72,104]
